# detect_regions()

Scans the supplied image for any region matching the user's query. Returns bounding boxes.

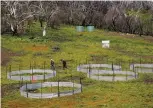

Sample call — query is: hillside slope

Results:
[1,25,153,108]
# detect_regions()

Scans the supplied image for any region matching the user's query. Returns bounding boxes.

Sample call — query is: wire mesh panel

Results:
[77,64,137,81]
[20,82,82,99]
[7,69,56,81]
[130,64,153,73]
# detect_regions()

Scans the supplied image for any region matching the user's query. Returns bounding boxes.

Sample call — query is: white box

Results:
[102,40,110,48]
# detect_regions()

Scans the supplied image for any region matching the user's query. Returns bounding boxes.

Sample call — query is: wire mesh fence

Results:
[77,63,138,81]
[4,58,153,100]
[5,61,83,99]
[130,64,153,73]
[20,81,82,99]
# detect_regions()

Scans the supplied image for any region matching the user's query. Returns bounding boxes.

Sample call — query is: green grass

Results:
[11,73,49,76]
[94,74,130,77]
[135,67,153,69]
[28,87,77,93]
[1,23,153,108]
[88,67,113,70]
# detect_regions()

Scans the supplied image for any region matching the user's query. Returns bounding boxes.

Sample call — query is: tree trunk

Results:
[12,26,18,36]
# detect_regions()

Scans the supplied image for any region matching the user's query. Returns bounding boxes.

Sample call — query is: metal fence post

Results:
[6,66,7,79]
[44,61,46,70]
[89,64,91,78]
[26,82,28,98]
[44,71,45,82]
[140,58,142,73]
[31,66,33,83]
[19,64,21,81]
[113,69,115,82]
[58,80,60,97]
[133,64,135,72]
[41,81,42,99]
[129,60,131,71]
[72,79,74,95]
[133,64,137,79]
[152,58,153,73]
[120,61,122,71]
[9,65,11,78]
[126,69,127,81]
[98,69,99,80]
[51,83,52,93]
[21,77,23,87]
[80,77,82,92]
[112,62,114,71]
[112,62,115,81]
[43,61,46,82]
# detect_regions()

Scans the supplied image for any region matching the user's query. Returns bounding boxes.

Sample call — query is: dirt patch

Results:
[7,99,77,108]
[120,33,137,38]
[120,34,153,43]
[141,55,153,59]
[116,32,153,42]
[144,79,153,84]
[143,36,153,43]
[24,45,48,51]
[1,48,23,66]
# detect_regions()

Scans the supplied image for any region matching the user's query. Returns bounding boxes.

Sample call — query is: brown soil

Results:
[144,79,153,84]
[24,45,48,51]
[1,48,23,66]
[120,33,153,43]
[143,36,153,43]
[141,55,153,59]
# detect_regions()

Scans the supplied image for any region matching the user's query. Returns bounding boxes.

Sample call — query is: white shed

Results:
[102,40,110,48]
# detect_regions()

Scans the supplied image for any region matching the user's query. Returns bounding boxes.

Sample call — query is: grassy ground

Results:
[32,87,77,93]
[1,23,153,108]
[94,74,131,77]
[11,73,50,76]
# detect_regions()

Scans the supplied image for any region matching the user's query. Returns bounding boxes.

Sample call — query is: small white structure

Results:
[102,40,110,48]
[43,26,46,36]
